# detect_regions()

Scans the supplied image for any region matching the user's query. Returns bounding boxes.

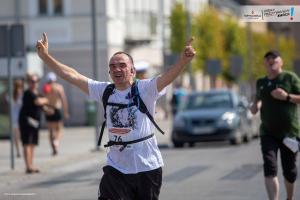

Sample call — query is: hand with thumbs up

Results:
[179,37,196,65]
[36,32,49,59]
[156,37,196,92]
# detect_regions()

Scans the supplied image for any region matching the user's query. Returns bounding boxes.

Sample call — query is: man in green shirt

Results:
[251,50,300,200]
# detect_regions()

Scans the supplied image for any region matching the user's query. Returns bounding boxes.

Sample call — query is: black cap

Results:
[264,50,280,59]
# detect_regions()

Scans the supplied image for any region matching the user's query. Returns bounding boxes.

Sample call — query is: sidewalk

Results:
[0,118,172,177]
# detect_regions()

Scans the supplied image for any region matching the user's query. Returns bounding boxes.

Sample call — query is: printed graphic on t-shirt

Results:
[108,102,138,135]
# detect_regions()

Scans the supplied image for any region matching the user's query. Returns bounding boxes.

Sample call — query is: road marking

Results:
[164,165,210,182]
[221,164,262,180]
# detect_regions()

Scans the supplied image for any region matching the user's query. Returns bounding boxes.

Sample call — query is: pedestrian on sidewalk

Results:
[43,72,69,156]
[36,32,196,200]
[170,82,187,116]
[12,79,24,158]
[250,50,300,200]
[19,74,51,174]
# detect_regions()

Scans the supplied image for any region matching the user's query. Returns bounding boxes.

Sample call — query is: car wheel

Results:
[173,140,184,148]
[188,142,195,147]
[243,133,252,143]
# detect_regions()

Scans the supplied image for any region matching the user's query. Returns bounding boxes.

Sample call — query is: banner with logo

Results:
[241,6,299,22]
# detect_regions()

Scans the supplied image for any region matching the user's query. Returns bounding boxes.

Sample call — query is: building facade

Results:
[0,0,209,125]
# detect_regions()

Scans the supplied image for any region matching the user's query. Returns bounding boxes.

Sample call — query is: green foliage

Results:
[169,4,298,82]
[278,35,296,71]
[170,2,186,53]
[192,6,224,72]
[222,17,247,82]
[250,31,276,80]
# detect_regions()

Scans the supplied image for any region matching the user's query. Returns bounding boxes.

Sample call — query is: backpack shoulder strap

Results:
[97,83,115,146]
[131,81,165,135]
[102,83,115,119]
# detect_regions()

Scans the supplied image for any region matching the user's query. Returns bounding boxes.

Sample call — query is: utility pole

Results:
[185,0,196,90]
[246,23,254,100]
[91,0,100,150]
[8,0,22,169]
[7,26,14,170]
[159,0,166,72]
[158,0,170,118]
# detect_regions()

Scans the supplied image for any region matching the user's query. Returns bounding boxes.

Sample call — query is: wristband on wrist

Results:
[286,94,291,102]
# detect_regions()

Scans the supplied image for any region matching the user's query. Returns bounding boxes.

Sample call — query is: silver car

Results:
[171,90,252,147]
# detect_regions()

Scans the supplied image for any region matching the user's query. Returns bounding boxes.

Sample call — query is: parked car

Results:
[171,89,253,147]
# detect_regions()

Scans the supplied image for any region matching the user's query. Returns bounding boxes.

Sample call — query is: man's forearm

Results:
[288,94,300,104]
[157,60,187,92]
[250,97,260,115]
[41,54,78,84]
[41,53,89,94]
[156,38,195,92]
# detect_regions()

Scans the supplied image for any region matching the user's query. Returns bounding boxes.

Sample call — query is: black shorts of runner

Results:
[260,134,298,183]
[98,165,162,200]
[46,108,62,122]
[19,119,39,145]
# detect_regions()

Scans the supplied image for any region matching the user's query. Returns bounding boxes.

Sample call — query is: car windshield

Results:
[180,92,233,110]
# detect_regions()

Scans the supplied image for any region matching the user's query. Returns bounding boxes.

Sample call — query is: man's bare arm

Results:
[271,88,300,104]
[250,96,261,115]
[157,38,196,92]
[34,96,48,106]
[58,85,69,119]
[36,33,89,94]
[286,94,300,104]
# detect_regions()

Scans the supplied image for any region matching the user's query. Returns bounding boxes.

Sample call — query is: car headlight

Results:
[217,112,236,127]
[173,117,186,129]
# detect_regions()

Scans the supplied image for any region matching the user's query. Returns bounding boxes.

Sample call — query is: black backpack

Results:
[97,81,164,150]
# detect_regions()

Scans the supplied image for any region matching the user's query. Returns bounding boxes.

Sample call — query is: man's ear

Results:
[131,67,136,74]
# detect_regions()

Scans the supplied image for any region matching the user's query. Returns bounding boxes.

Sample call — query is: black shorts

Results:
[98,166,162,200]
[46,108,63,122]
[260,134,298,182]
[19,117,39,145]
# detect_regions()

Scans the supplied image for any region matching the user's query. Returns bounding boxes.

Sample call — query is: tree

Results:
[169,2,186,53]
[192,6,224,72]
[222,17,247,83]
[251,31,276,80]
[278,35,296,70]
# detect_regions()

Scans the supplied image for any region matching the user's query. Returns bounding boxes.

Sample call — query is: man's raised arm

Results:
[36,33,89,94]
[157,37,196,92]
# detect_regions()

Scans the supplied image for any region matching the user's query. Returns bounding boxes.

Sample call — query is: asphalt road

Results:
[0,116,299,200]
[1,139,299,200]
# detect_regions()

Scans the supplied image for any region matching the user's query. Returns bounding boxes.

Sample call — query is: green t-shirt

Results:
[256,71,300,139]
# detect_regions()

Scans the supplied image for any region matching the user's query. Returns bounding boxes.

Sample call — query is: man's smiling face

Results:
[109,53,135,90]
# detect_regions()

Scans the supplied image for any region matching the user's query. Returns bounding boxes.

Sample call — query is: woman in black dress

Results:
[19,74,49,174]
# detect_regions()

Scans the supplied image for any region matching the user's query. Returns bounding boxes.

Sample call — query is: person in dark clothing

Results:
[170,83,187,116]
[250,51,300,200]
[19,74,49,174]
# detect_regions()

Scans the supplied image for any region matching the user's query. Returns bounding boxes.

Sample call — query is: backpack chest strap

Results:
[106,102,135,108]
[104,133,154,152]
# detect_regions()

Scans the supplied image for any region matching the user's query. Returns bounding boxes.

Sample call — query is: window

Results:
[53,0,63,14]
[38,0,63,16]
[39,0,47,15]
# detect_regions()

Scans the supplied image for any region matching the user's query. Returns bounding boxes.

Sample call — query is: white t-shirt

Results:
[88,77,165,174]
